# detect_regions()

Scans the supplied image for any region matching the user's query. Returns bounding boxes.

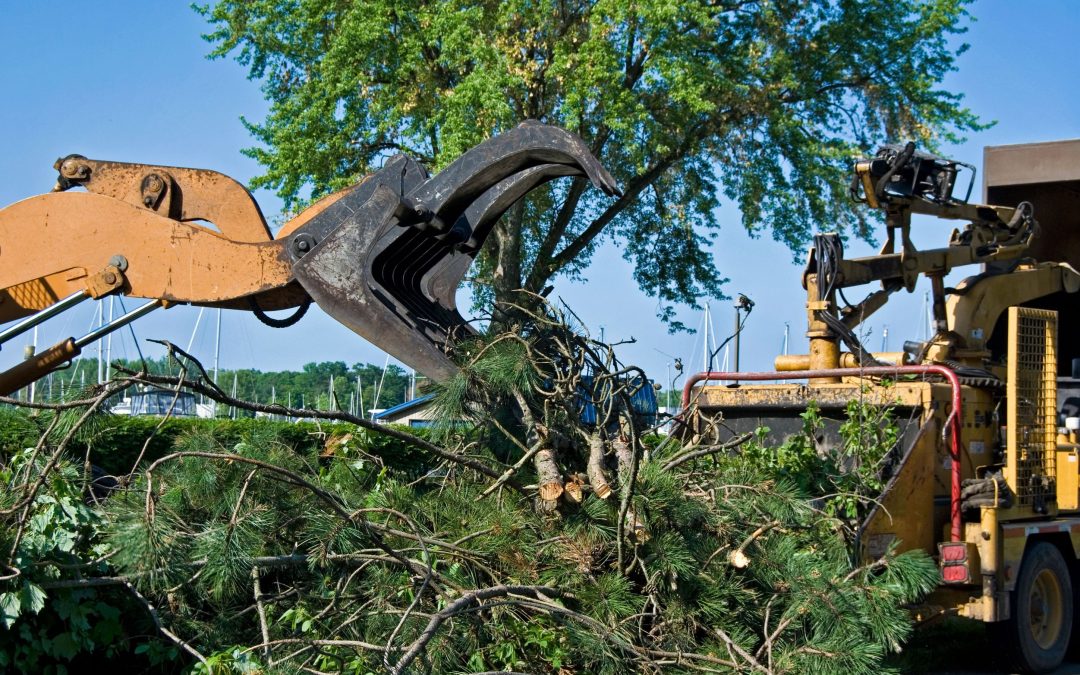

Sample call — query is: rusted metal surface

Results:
[54,155,273,243]
[82,260,128,299]
[0,338,78,395]
[0,192,295,323]
[682,366,965,542]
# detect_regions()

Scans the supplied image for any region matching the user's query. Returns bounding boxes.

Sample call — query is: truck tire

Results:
[992,541,1073,673]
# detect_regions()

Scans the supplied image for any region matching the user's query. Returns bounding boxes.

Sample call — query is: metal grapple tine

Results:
[400,120,619,236]
[293,184,466,381]
[290,122,619,381]
[418,164,584,326]
[375,164,588,348]
[455,164,583,254]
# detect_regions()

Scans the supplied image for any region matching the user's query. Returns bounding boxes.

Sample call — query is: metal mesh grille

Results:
[1007,307,1058,508]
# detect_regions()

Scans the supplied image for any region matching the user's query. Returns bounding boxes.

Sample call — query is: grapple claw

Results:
[290,122,618,381]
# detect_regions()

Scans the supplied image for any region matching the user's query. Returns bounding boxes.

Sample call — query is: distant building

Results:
[373,394,437,428]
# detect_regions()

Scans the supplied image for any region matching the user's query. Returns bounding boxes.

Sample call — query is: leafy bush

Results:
[0,410,435,671]
[741,395,901,524]
[0,394,935,673]
[0,408,432,476]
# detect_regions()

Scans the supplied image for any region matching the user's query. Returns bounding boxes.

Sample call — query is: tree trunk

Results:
[490,202,526,332]
[587,433,611,499]
[535,447,564,501]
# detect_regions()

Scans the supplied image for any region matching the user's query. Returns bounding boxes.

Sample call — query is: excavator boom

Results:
[0,121,618,393]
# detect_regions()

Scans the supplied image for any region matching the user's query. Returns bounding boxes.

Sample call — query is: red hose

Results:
[681,366,964,542]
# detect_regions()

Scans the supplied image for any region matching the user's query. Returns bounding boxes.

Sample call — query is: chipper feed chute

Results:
[0,121,618,393]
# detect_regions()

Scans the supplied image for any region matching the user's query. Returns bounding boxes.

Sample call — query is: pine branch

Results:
[119,366,521,492]
[662,432,755,471]
[390,585,564,674]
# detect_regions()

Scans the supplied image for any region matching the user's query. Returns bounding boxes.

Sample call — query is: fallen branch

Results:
[390,585,563,674]
[118,365,521,492]
[661,432,755,472]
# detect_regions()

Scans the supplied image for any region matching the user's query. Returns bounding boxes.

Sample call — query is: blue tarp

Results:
[374,376,658,428]
[574,375,658,427]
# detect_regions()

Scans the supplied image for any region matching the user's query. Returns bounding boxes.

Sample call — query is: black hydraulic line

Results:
[248,296,311,328]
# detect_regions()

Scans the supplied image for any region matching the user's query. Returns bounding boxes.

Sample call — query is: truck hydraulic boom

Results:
[683,138,1080,674]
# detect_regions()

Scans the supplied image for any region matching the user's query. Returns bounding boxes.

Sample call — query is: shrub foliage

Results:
[0,334,936,673]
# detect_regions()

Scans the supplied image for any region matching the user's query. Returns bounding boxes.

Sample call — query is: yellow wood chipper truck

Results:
[683,139,1080,673]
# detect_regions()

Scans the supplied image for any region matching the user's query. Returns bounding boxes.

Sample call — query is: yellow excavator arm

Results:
[0,121,620,394]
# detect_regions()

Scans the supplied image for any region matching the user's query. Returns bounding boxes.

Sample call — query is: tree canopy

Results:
[199,0,981,327]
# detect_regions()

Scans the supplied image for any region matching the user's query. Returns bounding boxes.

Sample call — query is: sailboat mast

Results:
[105,296,114,381]
[96,302,104,384]
[703,302,711,372]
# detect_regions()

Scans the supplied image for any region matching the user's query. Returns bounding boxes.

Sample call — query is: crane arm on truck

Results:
[685,138,1080,674]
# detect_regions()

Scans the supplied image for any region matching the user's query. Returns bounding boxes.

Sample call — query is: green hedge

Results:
[0,408,39,454]
[0,409,431,476]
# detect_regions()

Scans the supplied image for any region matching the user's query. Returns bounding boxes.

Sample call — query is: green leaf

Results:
[50,632,80,660]
[20,583,46,616]
[0,592,21,629]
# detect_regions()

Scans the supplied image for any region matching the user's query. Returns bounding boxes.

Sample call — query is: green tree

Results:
[40,357,412,414]
[199,0,981,327]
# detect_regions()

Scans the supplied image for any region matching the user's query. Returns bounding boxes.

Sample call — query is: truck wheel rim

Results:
[1029,568,1064,649]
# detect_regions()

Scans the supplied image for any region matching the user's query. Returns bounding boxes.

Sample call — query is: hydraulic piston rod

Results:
[75,300,161,348]
[0,291,89,348]
[0,299,162,396]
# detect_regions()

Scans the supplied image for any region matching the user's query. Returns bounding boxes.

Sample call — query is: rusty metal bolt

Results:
[145,174,164,191]
[291,233,317,257]
[103,272,117,285]
[61,159,90,179]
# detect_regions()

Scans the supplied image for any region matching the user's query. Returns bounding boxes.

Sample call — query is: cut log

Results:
[534,447,564,501]
[563,474,585,503]
[586,434,612,499]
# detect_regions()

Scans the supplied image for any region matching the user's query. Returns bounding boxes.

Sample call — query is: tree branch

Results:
[661,432,755,472]
[545,154,680,274]
[117,366,521,492]
[524,177,588,292]
[390,585,563,674]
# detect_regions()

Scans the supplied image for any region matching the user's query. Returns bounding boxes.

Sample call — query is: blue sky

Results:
[1,1,1077,390]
